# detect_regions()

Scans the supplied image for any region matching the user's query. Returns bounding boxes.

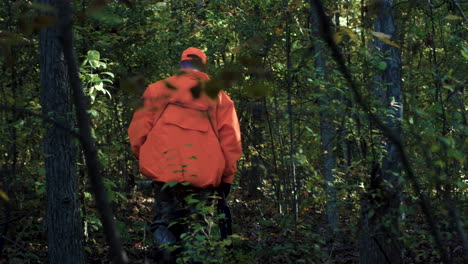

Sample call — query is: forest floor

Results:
[87,187,360,264]
[2,186,461,263]
[96,187,462,264]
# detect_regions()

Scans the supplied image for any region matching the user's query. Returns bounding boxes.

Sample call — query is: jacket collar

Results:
[180,69,210,81]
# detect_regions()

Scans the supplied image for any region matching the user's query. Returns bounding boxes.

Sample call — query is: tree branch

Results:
[450,0,468,21]
[0,105,81,139]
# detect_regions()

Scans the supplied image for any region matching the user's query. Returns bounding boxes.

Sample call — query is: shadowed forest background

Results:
[0,0,466,263]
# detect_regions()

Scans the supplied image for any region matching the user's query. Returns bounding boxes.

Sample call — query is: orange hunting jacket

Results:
[128,70,242,188]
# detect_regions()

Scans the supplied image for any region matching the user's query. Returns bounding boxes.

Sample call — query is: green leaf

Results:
[87,50,100,61]
[102,72,115,78]
[438,136,451,146]
[447,148,464,163]
[378,61,387,70]
[188,198,200,204]
[37,168,46,175]
[93,82,104,92]
[89,10,123,25]
[461,48,468,60]
[87,109,99,117]
[161,181,178,191]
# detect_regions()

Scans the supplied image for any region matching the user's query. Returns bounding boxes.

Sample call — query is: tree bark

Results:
[310,0,339,235]
[39,0,85,262]
[360,0,403,263]
[285,7,298,226]
[247,99,265,199]
[57,0,128,262]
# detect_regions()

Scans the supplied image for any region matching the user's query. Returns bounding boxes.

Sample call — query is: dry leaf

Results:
[445,15,462,20]
[334,31,344,45]
[372,31,400,49]
[0,190,9,201]
[338,26,358,42]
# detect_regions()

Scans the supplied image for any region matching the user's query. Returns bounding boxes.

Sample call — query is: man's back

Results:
[128,68,241,188]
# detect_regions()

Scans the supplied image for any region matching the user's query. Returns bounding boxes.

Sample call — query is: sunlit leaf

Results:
[334,31,344,45]
[87,50,100,60]
[338,26,358,42]
[372,31,400,49]
[445,15,462,20]
[102,72,114,78]
[0,190,9,201]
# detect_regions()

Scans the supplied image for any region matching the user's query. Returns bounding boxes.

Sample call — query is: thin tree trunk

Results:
[248,99,264,199]
[263,98,281,213]
[39,0,85,262]
[285,9,298,226]
[273,81,287,214]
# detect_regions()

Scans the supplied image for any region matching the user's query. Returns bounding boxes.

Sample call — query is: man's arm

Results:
[128,83,164,159]
[217,92,242,184]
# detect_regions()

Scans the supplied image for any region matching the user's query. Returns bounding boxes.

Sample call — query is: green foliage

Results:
[80,50,113,103]
[0,0,466,262]
[159,192,238,264]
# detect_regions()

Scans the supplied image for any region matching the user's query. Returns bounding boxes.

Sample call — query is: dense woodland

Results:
[0,0,466,263]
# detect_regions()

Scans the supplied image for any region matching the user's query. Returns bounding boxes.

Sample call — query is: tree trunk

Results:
[310,0,339,235]
[284,6,299,226]
[247,99,265,199]
[360,0,403,263]
[39,0,85,263]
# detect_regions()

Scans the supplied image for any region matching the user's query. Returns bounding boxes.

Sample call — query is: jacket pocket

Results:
[161,104,209,132]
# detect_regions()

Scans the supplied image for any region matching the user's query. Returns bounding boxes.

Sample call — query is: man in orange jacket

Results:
[128,47,242,263]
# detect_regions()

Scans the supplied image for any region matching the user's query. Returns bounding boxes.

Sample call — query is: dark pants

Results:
[150,182,214,263]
